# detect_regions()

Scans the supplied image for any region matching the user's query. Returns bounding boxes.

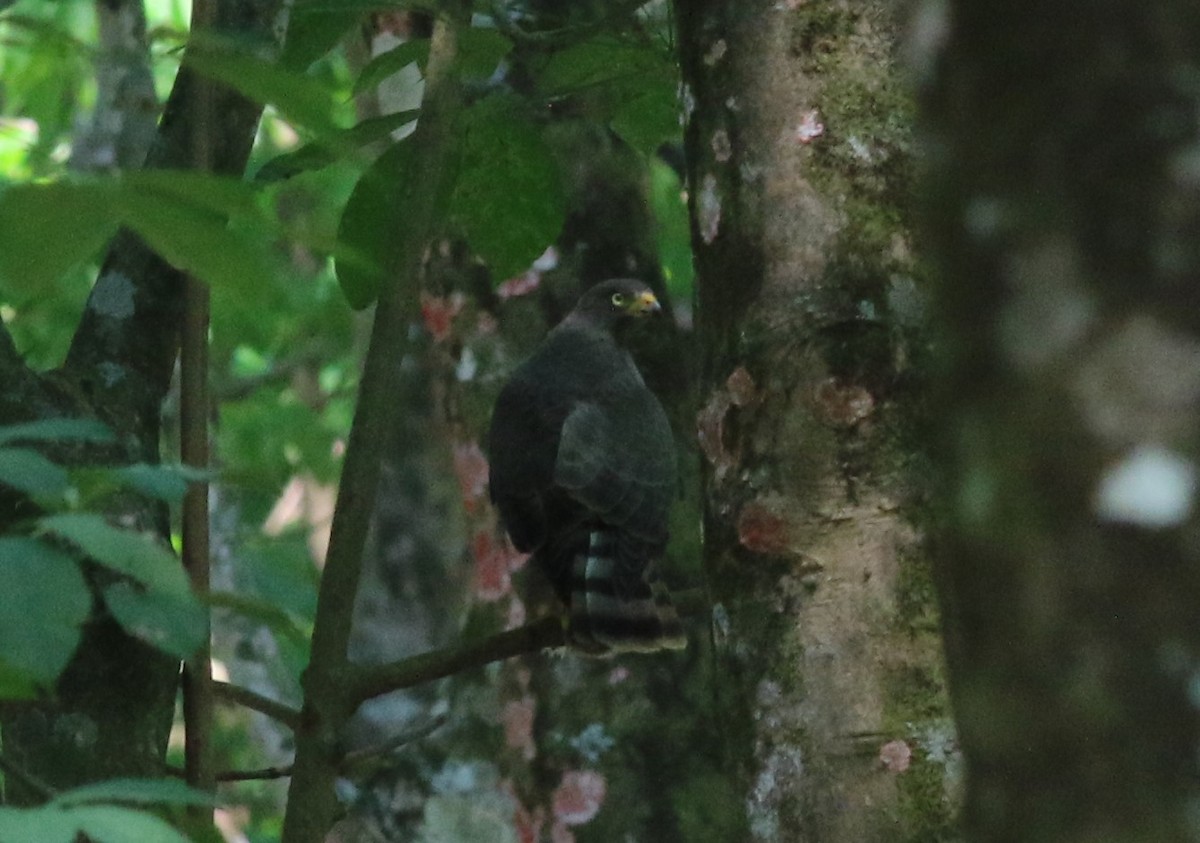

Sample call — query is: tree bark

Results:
[0,0,287,804]
[922,3,1200,841]
[677,1,956,839]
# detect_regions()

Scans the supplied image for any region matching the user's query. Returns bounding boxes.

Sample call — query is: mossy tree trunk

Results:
[922,3,1200,841]
[677,1,956,840]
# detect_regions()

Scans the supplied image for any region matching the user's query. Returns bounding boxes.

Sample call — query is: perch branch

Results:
[349,589,708,705]
[213,680,301,730]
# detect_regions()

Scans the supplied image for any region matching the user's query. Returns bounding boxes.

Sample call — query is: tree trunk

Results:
[0,0,286,803]
[922,3,1200,840]
[677,1,956,840]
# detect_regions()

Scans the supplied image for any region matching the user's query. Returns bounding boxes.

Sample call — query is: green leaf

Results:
[649,158,694,298]
[0,537,90,699]
[458,28,511,81]
[538,37,673,98]
[611,80,680,156]
[124,171,262,222]
[38,513,189,596]
[207,590,309,647]
[187,43,344,137]
[104,582,208,660]
[0,417,114,446]
[334,140,413,309]
[536,37,680,153]
[53,779,216,809]
[0,804,191,843]
[106,463,212,503]
[0,180,118,291]
[0,447,69,497]
[116,186,281,294]
[254,110,421,182]
[353,39,429,95]
[281,7,361,70]
[66,805,190,843]
[449,95,565,279]
[0,806,79,843]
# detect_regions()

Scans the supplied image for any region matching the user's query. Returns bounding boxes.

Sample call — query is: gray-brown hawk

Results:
[487,279,686,654]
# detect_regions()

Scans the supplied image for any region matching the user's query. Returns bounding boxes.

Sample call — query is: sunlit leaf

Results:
[449,94,565,280]
[104,582,208,660]
[0,180,118,291]
[0,537,89,699]
[649,158,694,298]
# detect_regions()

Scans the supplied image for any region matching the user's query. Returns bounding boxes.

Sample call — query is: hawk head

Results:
[565,279,662,330]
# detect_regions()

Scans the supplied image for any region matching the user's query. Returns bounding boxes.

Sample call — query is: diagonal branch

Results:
[280,4,472,839]
[346,589,707,706]
[213,681,301,730]
[348,617,566,706]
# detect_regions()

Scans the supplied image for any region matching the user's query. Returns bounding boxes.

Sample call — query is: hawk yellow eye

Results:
[611,292,625,307]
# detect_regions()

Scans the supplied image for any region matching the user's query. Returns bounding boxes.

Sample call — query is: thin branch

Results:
[213,680,301,730]
[280,4,472,839]
[348,589,708,705]
[218,764,294,782]
[181,0,218,809]
[339,713,449,773]
[349,617,566,706]
[0,753,57,801]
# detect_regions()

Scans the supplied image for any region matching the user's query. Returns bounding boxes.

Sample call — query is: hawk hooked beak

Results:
[630,291,661,315]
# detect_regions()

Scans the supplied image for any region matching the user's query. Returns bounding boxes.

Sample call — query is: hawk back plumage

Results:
[487,279,685,654]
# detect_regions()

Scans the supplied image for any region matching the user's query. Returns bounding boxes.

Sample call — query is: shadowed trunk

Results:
[922,2,1200,840]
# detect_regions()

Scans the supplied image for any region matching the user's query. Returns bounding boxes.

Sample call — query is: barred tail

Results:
[567,528,686,655]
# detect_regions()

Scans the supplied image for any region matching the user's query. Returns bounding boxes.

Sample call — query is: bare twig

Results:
[213,680,301,730]
[181,0,217,811]
[217,764,295,782]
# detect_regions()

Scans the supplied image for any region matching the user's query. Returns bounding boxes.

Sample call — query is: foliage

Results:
[0,0,691,839]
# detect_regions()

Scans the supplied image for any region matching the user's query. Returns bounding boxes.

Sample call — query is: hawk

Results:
[487,279,686,654]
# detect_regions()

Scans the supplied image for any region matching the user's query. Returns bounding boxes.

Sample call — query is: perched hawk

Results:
[488,279,686,654]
